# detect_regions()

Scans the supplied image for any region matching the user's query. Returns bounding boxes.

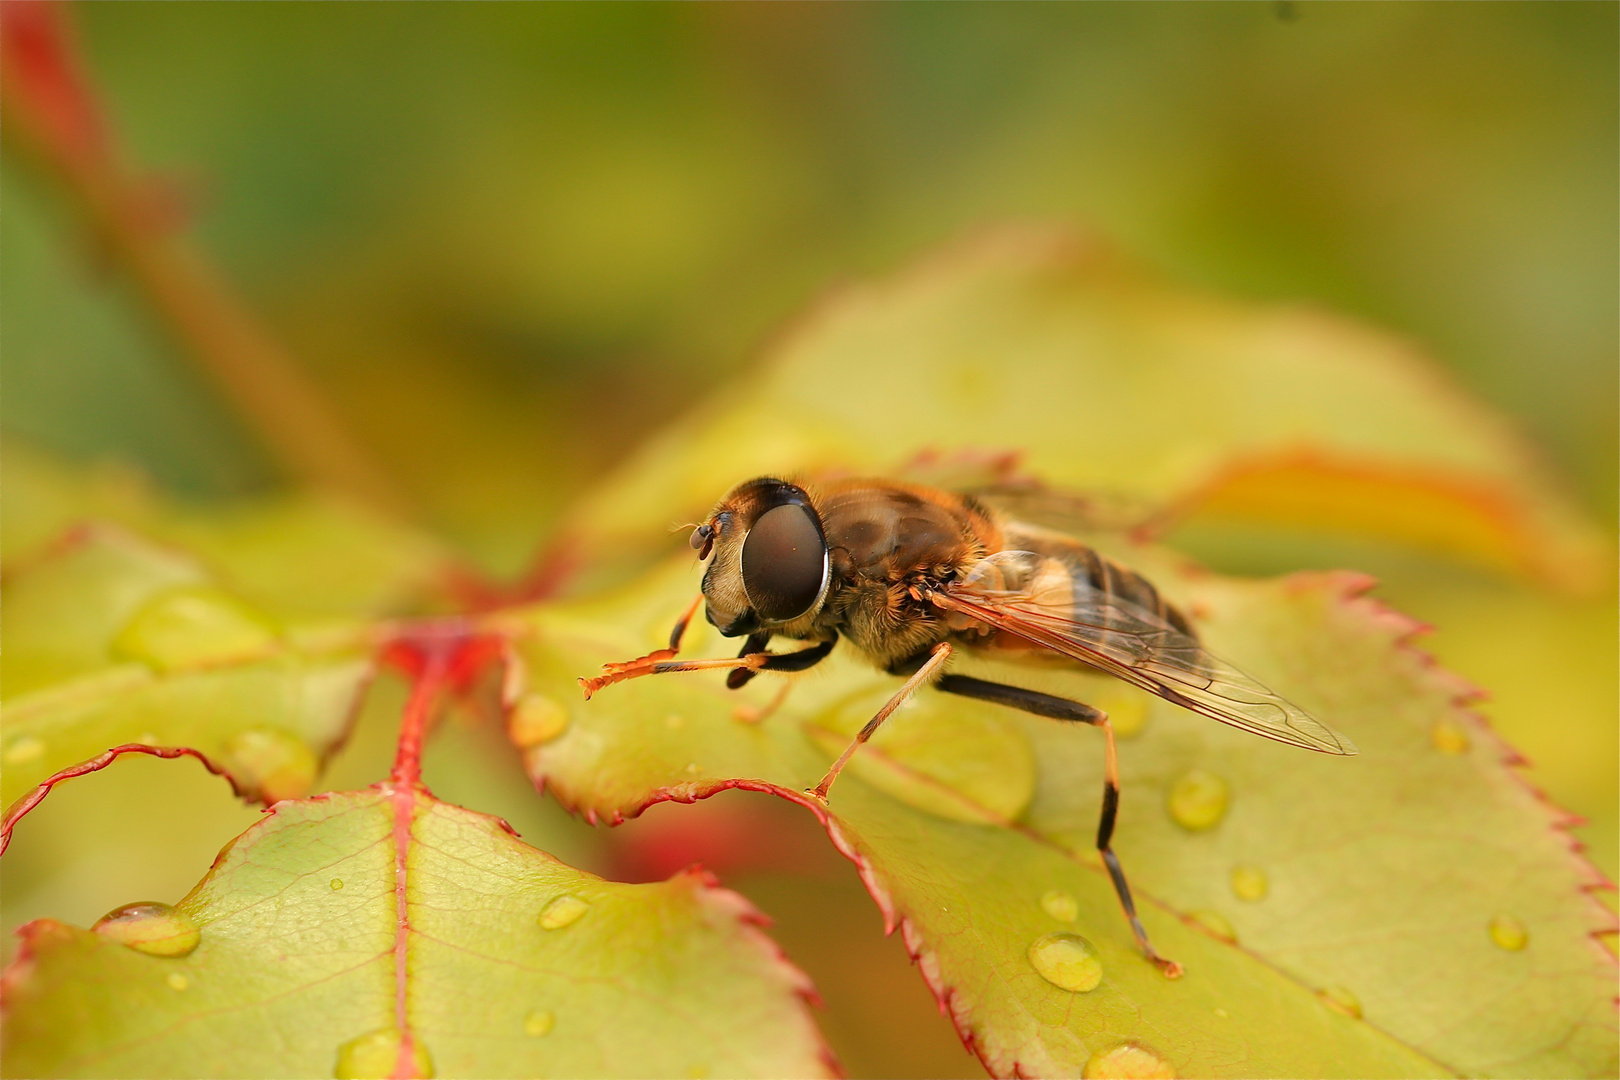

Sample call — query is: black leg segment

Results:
[726,632,772,689]
[934,672,1182,977]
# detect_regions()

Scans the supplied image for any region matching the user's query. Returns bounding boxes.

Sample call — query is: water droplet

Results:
[3,735,45,766]
[1430,719,1469,754]
[664,713,686,730]
[166,972,189,991]
[1082,1042,1175,1079]
[1230,865,1269,902]
[1167,769,1229,831]
[1096,691,1150,739]
[538,894,590,930]
[334,1027,434,1079]
[221,727,317,803]
[111,585,278,672]
[1188,910,1236,943]
[508,694,569,749]
[1027,932,1103,993]
[330,879,344,891]
[1040,889,1079,922]
[1213,1007,1229,1019]
[523,1010,554,1037]
[1488,913,1528,951]
[1319,985,1362,1019]
[93,902,201,958]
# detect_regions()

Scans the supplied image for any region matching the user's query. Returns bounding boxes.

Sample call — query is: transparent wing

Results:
[930,551,1357,755]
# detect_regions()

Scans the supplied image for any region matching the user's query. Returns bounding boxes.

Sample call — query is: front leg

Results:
[579,624,837,699]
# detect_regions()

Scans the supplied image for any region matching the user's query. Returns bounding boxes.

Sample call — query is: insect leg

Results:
[809,641,954,801]
[579,593,707,696]
[580,634,836,700]
[726,632,772,689]
[935,674,1183,978]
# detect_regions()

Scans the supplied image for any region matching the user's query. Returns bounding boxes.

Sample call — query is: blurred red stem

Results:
[0,1,407,512]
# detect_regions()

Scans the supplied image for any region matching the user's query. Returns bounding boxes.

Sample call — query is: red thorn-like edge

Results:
[1312,569,1619,966]
[0,744,248,856]
[676,865,844,1078]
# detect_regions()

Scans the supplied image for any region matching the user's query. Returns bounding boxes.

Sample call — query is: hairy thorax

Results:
[810,480,998,670]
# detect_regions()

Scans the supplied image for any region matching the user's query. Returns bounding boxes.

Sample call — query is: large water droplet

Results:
[334,1028,434,1079]
[1489,913,1529,951]
[111,585,278,672]
[1230,865,1269,902]
[1040,889,1079,922]
[166,972,189,991]
[1430,719,1470,755]
[524,1010,555,1037]
[508,694,569,749]
[93,902,201,958]
[221,727,318,803]
[1027,932,1103,993]
[1319,985,1362,1019]
[1094,690,1150,739]
[1167,770,1229,831]
[1188,910,1236,944]
[3,735,45,766]
[1082,1042,1176,1079]
[330,879,344,891]
[538,894,590,930]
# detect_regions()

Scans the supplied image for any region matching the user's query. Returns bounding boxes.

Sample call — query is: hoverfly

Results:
[580,476,1357,974]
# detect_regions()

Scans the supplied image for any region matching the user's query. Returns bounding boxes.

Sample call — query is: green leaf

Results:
[1,527,371,819]
[0,787,833,1079]
[558,228,1609,593]
[505,550,1617,1078]
[4,441,453,621]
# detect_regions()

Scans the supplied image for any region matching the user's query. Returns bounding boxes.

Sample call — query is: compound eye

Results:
[740,503,826,623]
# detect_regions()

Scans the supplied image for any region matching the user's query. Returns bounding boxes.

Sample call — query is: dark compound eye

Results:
[740,503,826,623]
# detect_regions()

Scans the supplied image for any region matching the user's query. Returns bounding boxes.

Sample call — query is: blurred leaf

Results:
[1,526,372,821]
[0,787,833,1079]
[561,228,1610,594]
[4,440,454,620]
[504,550,1616,1078]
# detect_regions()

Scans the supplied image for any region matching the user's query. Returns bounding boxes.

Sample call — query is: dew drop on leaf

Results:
[92,902,201,957]
[1166,769,1229,831]
[110,585,278,672]
[1188,910,1237,943]
[3,735,45,765]
[220,727,318,803]
[330,879,344,890]
[1040,889,1079,922]
[523,1010,555,1037]
[165,972,189,991]
[1431,719,1470,755]
[1027,932,1103,993]
[1081,1042,1176,1079]
[1488,913,1529,951]
[1094,690,1150,739]
[538,894,590,930]
[1230,865,1269,901]
[1319,984,1363,1018]
[508,694,569,748]
[334,1027,434,1080]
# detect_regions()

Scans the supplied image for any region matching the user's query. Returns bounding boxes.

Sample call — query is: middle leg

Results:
[937,673,1183,977]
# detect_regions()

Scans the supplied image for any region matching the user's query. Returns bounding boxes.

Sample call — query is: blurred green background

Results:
[4,4,1614,1076]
